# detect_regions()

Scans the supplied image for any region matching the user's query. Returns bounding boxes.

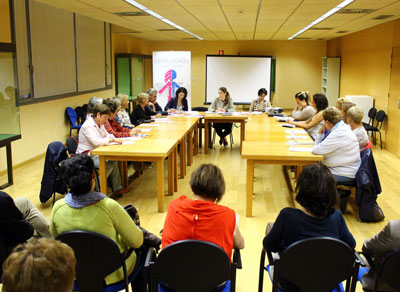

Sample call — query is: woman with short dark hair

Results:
[162,164,244,259]
[164,87,189,112]
[50,154,144,285]
[249,88,271,112]
[263,163,356,291]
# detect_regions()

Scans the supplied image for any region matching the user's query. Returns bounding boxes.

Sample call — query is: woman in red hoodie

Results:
[162,164,244,259]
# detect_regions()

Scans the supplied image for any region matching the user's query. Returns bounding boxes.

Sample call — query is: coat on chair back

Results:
[39,142,68,203]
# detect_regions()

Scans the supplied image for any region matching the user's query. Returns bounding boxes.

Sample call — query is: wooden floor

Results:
[1,129,399,292]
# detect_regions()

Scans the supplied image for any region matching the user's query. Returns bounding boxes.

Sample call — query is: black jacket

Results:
[164,97,188,111]
[39,141,68,203]
[130,105,156,126]
[356,148,384,222]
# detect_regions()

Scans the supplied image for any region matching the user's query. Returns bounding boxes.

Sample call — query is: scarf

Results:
[65,191,106,208]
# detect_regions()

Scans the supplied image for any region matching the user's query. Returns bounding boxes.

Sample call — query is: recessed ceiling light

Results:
[288,0,355,40]
[123,0,203,40]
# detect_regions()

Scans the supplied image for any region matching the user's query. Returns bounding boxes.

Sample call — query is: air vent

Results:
[182,37,197,40]
[336,30,349,33]
[309,27,333,31]
[294,37,310,40]
[114,11,149,17]
[337,9,376,14]
[316,38,325,40]
[157,28,180,32]
[373,15,394,20]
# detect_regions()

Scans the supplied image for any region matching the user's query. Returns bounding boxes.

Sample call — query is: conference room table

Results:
[242,115,323,217]
[202,113,248,154]
[91,115,200,213]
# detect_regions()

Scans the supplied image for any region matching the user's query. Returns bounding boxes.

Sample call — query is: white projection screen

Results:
[206,55,272,104]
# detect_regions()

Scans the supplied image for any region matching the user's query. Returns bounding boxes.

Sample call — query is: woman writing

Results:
[208,87,236,146]
[164,87,189,112]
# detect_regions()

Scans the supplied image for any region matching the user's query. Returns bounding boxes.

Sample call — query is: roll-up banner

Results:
[152,51,191,109]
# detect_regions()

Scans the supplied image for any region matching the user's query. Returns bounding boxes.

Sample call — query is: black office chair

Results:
[358,249,400,291]
[146,240,242,292]
[66,136,79,156]
[259,237,361,292]
[367,110,385,149]
[75,106,86,125]
[57,230,147,292]
[363,107,377,132]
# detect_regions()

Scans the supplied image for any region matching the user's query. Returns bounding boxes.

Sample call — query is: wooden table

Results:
[203,113,248,154]
[0,134,21,189]
[242,115,323,217]
[91,139,178,213]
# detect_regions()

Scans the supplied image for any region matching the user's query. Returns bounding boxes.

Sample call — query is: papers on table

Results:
[275,116,291,122]
[139,128,152,132]
[250,111,263,115]
[286,139,315,146]
[286,135,309,139]
[153,117,168,121]
[139,124,159,127]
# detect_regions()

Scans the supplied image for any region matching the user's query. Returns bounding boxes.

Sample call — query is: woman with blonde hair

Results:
[130,93,161,126]
[347,106,369,149]
[115,93,135,129]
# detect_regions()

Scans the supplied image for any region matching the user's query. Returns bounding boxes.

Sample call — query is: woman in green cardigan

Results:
[50,154,143,285]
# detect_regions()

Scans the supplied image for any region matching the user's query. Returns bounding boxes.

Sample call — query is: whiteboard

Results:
[345,95,374,124]
[206,55,272,104]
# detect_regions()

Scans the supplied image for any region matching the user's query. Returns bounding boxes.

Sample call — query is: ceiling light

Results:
[288,0,355,40]
[123,0,203,40]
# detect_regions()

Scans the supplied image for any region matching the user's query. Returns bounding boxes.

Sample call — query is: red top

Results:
[104,119,131,138]
[162,195,236,259]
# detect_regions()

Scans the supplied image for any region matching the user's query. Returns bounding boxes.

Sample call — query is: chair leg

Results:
[379,131,382,150]
[212,127,216,148]
[258,249,266,292]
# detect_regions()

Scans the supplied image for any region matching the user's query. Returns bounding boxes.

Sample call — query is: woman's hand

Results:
[287,119,295,125]
[216,108,225,113]
[109,138,122,144]
[130,129,141,136]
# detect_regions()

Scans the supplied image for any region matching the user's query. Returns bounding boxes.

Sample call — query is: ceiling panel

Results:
[31,0,400,41]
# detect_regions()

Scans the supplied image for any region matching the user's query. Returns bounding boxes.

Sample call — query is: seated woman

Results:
[263,163,356,292]
[288,93,328,140]
[76,103,129,198]
[115,93,135,129]
[130,93,161,126]
[312,107,361,184]
[249,88,271,112]
[361,220,400,292]
[336,96,350,115]
[164,87,189,112]
[147,88,165,114]
[341,101,356,123]
[51,154,144,286]
[346,106,369,150]
[104,97,139,138]
[162,164,244,260]
[86,96,103,119]
[291,91,315,121]
[208,87,236,146]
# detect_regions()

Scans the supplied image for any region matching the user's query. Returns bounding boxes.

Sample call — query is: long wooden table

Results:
[92,116,200,213]
[242,115,323,217]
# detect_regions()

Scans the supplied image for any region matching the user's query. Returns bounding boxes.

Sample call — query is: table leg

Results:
[240,121,245,154]
[187,130,193,166]
[120,161,128,189]
[204,120,209,154]
[194,123,199,155]
[99,156,108,195]
[295,166,303,180]
[246,159,255,217]
[0,144,13,189]
[198,119,203,148]
[180,139,186,178]
[168,152,174,196]
[156,157,165,212]
[174,146,178,192]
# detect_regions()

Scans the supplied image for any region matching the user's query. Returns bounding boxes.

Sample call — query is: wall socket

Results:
[398,100,400,109]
